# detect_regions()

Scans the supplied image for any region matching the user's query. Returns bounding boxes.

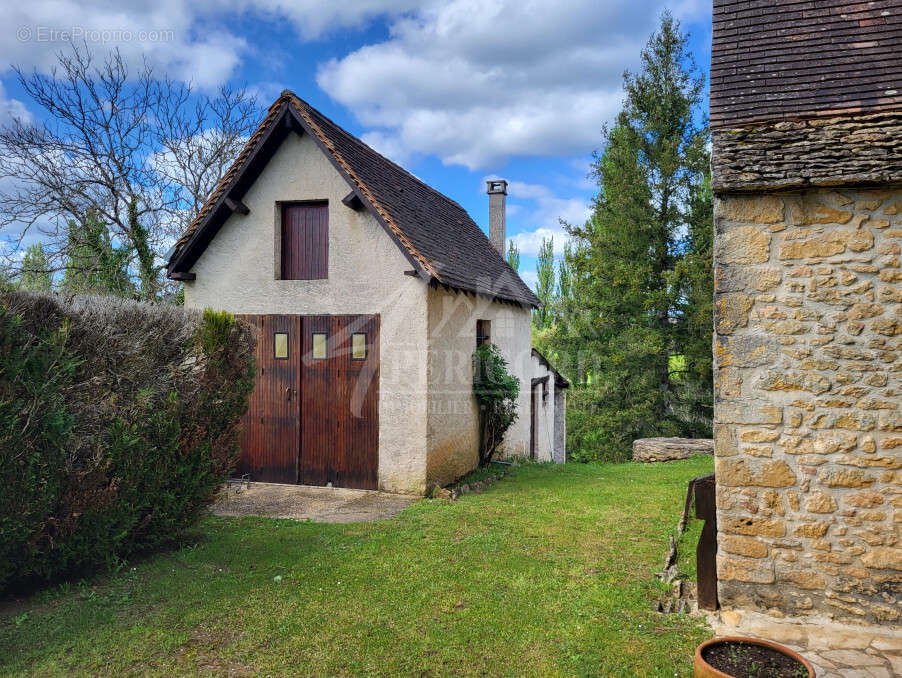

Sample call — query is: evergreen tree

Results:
[19,243,52,292]
[506,239,520,272]
[534,236,555,329]
[670,163,714,434]
[559,13,708,460]
[61,211,134,297]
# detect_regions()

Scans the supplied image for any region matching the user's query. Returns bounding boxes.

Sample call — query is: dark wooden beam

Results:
[403,269,420,277]
[224,197,250,215]
[284,110,301,132]
[342,191,365,211]
[169,271,196,281]
[695,474,719,611]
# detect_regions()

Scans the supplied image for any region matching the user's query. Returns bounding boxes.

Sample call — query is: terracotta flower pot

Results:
[694,636,815,678]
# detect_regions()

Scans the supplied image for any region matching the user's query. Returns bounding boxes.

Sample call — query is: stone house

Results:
[711,1,902,627]
[166,91,567,494]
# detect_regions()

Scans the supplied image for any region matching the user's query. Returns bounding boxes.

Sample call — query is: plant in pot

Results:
[695,637,814,678]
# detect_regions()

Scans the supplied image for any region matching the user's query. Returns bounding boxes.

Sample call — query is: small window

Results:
[274,333,289,359]
[476,319,491,347]
[351,333,367,360]
[312,332,328,360]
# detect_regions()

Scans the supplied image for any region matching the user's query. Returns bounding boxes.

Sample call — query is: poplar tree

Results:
[506,239,520,272]
[534,237,555,329]
[561,13,709,459]
[507,239,520,271]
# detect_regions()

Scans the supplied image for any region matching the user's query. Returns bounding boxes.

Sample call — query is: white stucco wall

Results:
[425,286,533,485]
[183,131,429,494]
[529,354,558,463]
[553,388,566,464]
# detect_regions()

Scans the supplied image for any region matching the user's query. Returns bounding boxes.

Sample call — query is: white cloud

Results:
[317,0,710,169]
[510,226,570,258]
[0,82,30,126]
[508,180,590,228]
[501,179,590,256]
[1,1,422,89]
[2,2,247,89]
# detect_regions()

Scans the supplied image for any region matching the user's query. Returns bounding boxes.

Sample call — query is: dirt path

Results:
[211,482,419,523]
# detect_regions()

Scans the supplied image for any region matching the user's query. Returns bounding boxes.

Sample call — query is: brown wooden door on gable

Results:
[281,202,328,280]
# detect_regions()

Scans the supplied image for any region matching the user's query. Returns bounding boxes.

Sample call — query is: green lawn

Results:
[0,457,714,677]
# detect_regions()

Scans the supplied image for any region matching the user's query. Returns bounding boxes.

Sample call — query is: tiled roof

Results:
[169,91,539,307]
[532,348,570,389]
[711,0,902,128]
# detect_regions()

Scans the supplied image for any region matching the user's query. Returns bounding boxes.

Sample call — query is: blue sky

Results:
[0,1,712,288]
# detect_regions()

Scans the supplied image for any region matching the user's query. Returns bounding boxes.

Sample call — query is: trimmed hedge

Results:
[0,292,255,591]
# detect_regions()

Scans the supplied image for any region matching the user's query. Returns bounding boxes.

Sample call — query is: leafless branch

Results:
[0,42,261,298]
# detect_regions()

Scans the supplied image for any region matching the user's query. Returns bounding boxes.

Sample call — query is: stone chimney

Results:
[486,179,507,254]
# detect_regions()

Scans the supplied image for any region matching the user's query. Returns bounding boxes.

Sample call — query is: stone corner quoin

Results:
[712,174,902,626]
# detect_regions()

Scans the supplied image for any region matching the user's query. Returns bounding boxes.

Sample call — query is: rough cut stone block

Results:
[631,437,714,463]
[716,196,785,224]
[718,555,776,584]
[716,225,771,264]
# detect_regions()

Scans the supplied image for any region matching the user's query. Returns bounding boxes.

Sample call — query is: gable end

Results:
[168,91,539,307]
[169,103,432,279]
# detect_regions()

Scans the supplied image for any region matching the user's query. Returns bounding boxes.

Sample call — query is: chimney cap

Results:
[486,179,508,195]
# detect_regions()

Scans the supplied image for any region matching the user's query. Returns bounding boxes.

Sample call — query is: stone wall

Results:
[712,113,902,193]
[714,186,902,625]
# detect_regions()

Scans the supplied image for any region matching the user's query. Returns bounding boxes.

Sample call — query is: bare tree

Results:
[0,43,261,299]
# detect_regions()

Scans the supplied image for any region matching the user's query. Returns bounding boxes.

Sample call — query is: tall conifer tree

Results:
[671,164,714,433]
[61,212,133,297]
[561,13,709,459]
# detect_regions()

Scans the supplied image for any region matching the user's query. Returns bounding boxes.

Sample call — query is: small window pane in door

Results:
[274,332,289,359]
[351,333,367,360]
[312,332,327,359]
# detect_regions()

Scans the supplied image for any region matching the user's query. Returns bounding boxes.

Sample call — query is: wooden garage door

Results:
[300,315,379,489]
[237,315,301,484]
[236,314,379,489]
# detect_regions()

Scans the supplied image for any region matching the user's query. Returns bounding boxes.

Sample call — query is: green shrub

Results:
[0,292,255,591]
[0,311,75,587]
[564,386,657,463]
[472,343,519,466]
[196,308,234,356]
